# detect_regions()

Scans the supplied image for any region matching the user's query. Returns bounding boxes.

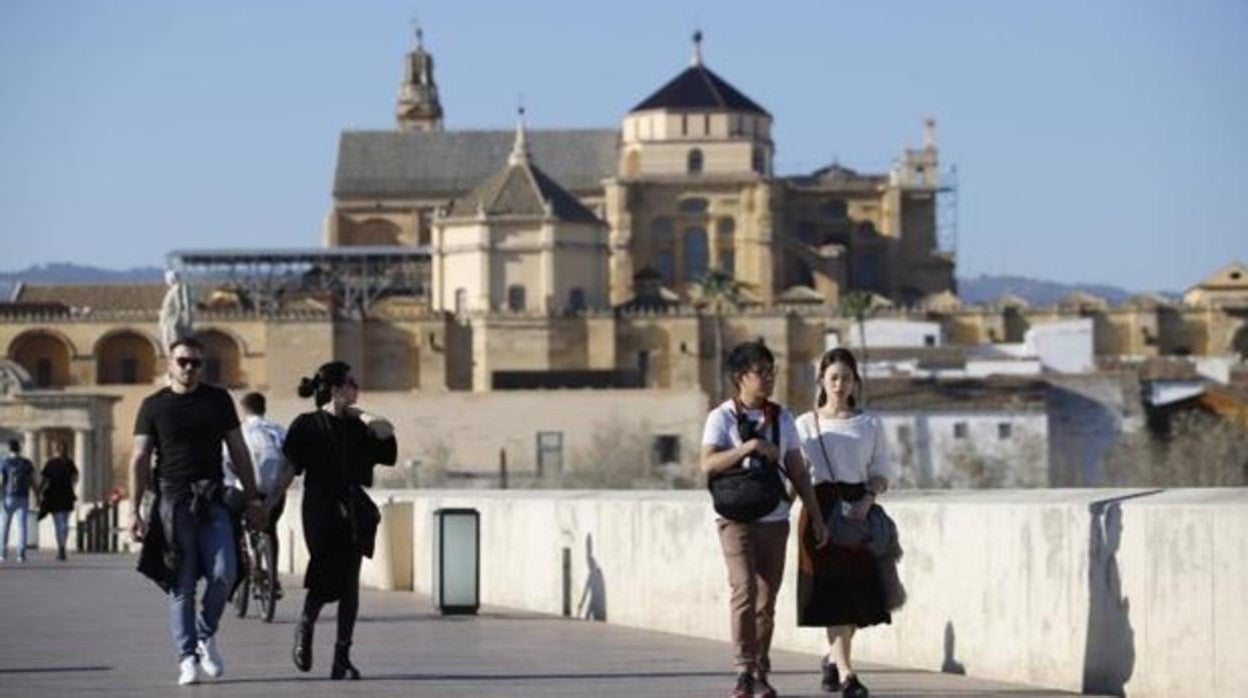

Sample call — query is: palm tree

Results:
[694,269,744,401]
[838,290,880,403]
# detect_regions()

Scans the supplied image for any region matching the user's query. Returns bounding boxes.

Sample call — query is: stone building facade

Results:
[2,30,1245,491]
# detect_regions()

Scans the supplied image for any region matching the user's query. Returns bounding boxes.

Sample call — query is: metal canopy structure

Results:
[166,246,432,316]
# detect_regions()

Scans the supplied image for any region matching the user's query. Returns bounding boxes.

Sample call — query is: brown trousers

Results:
[717,518,790,672]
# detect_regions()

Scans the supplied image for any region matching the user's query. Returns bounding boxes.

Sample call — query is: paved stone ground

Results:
[0,551,1096,697]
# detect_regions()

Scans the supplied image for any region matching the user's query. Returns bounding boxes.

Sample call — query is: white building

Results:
[864,377,1050,488]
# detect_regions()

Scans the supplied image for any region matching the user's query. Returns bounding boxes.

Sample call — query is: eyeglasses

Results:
[175,357,203,369]
[748,366,777,379]
[343,378,359,389]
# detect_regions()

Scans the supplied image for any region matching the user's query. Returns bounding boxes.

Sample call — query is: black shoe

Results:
[754,671,779,698]
[57,548,66,561]
[292,618,313,672]
[841,673,869,698]
[731,671,755,698]
[330,641,360,680]
[820,655,840,692]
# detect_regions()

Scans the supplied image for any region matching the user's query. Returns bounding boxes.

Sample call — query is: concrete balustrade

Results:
[259,488,1244,696]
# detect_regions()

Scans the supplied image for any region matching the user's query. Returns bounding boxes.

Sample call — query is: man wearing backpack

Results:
[225,392,289,588]
[701,340,829,698]
[1,439,37,563]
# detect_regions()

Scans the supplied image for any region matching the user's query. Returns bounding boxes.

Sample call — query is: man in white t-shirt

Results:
[700,340,829,698]
[223,392,288,587]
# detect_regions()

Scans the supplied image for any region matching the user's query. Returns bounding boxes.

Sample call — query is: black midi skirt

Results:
[797,481,890,628]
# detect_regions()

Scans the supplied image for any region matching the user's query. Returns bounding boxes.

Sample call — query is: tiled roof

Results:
[446,159,602,224]
[14,283,167,311]
[630,64,769,115]
[333,129,620,199]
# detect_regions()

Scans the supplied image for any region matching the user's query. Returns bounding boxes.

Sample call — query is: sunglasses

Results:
[175,357,203,369]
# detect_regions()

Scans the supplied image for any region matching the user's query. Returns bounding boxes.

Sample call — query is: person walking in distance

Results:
[264,361,396,679]
[1,439,36,563]
[38,440,79,561]
[130,337,266,686]
[701,340,830,698]
[223,391,289,593]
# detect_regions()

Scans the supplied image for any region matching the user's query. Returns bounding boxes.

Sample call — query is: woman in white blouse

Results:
[795,348,899,698]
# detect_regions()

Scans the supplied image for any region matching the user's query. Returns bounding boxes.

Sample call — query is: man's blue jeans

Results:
[1,496,29,560]
[168,500,237,659]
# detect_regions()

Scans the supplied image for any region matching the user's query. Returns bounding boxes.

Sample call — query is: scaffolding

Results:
[166,246,432,316]
[936,164,959,257]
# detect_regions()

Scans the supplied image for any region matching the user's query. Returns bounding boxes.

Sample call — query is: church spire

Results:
[509,106,530,167]
[396,25,444,132]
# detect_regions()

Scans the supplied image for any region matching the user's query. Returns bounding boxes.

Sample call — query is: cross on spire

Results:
[509,105,530,166]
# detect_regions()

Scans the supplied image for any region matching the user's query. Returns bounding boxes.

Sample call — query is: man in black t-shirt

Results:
[130,336,265,686]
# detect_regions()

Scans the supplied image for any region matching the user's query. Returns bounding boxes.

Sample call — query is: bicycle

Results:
[233,527,280,622]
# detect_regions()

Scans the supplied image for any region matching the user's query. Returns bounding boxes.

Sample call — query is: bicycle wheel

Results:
[233,536,251,618]
[258,533,278,623]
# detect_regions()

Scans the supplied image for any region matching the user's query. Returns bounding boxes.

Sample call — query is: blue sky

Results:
[1,0,1244,292]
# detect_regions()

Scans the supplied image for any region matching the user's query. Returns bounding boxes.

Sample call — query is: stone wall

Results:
[273,487,1246,697]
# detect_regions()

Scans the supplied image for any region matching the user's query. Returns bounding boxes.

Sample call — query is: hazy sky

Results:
[1,0,1245,292]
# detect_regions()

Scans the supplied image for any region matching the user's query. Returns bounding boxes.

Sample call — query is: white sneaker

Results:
[197,636,224,678]
[177,656,199,686]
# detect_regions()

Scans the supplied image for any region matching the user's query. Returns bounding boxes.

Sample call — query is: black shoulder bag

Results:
[321,412,382,558]
[707,401,791,523]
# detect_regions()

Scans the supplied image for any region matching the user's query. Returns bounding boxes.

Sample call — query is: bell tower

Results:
[396,27,444,132]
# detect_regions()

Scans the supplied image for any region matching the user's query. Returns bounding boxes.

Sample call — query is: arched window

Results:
[683,227,709,281]
[198,329,243,387]
[687,148,703,175]
[507,285,526,312]
[654,218,675,282]
[717,217,735,274]
[95,330,158,385]
[9,330,73,388]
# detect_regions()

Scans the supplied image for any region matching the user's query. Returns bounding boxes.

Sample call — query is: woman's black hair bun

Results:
[297,375,318,398]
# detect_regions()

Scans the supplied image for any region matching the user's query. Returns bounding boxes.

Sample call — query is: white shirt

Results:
[701,399,802,523]
[795,411,898,485]
[223,415,287,494]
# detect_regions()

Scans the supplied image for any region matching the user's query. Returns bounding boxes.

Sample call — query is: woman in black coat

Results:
[263,361,396,679]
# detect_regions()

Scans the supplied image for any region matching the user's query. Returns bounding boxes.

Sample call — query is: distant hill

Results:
[956,274,1178,306]
[0,263,165,300]
[0,263,1178,309]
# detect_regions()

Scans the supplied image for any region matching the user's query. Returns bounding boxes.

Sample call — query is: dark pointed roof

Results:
[447,160,602,224]
[629,64,769,116]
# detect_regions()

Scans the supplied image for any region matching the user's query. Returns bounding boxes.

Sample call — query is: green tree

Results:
[694,269,745,401]
[838,290,881,402]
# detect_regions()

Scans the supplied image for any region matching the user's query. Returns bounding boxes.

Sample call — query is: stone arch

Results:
[197,328,244,387]
[7,329,75,388]
[687,148,704,175]
[95,329,160,385]
[346,218,401,246]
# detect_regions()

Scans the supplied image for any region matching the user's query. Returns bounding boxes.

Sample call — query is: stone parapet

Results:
[273,487,1246,697]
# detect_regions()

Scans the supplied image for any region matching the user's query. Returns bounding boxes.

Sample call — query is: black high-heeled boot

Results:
[330,641,360,680]
[292,616,314,672]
